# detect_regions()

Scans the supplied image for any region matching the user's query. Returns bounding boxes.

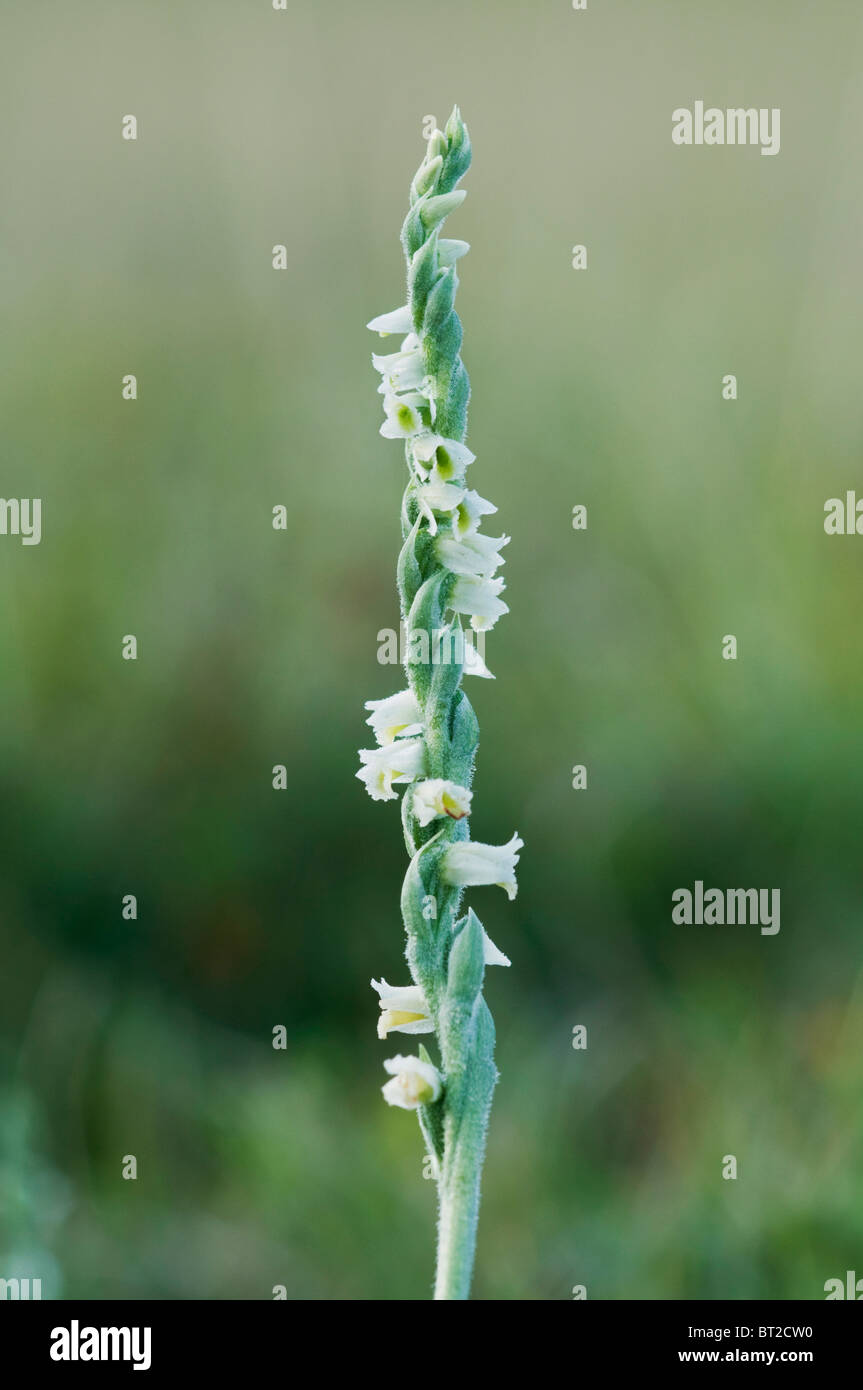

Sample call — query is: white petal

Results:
[371,979,434,1039]
[482,930,511,967]
[371,978,428,1010]
[437,532,509,577]
[453,489,498,539]
[412,433,442,464]
[380,394,425,439]
[371,350,407,373]
[437,438,475,467]
[442,833,524,900]
[381,1054,442,1108]
[412,434,475,468]
[356,738,426,800]
[463,642,495,679]
[449,574,509,629]
[383,1054,442,1087]
[373,348,426,394]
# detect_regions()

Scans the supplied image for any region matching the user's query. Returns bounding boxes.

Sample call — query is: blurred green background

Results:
[1,0,862,1300]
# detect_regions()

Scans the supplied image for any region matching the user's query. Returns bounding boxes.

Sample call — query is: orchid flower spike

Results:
[382,1054,444,1109]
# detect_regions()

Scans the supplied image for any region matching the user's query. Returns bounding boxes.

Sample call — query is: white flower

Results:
[420,188,467,231]
[356,738,425,801]
[372,348,414,375]
[365,689,423,745]
[437,238,470,266]
[413,778,472,826]
[436,531,509,578]
[367,305,413,337]
[380,393,426,439]
[415,480,466,535]
[449,574,509,631]
[463,641,495,679]
[452,489,497,540]
[413,152,444,198]
[371,978,434,1038]
[424,460,461,490]
[382,1054,443,1109]
[442,832,524,900]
